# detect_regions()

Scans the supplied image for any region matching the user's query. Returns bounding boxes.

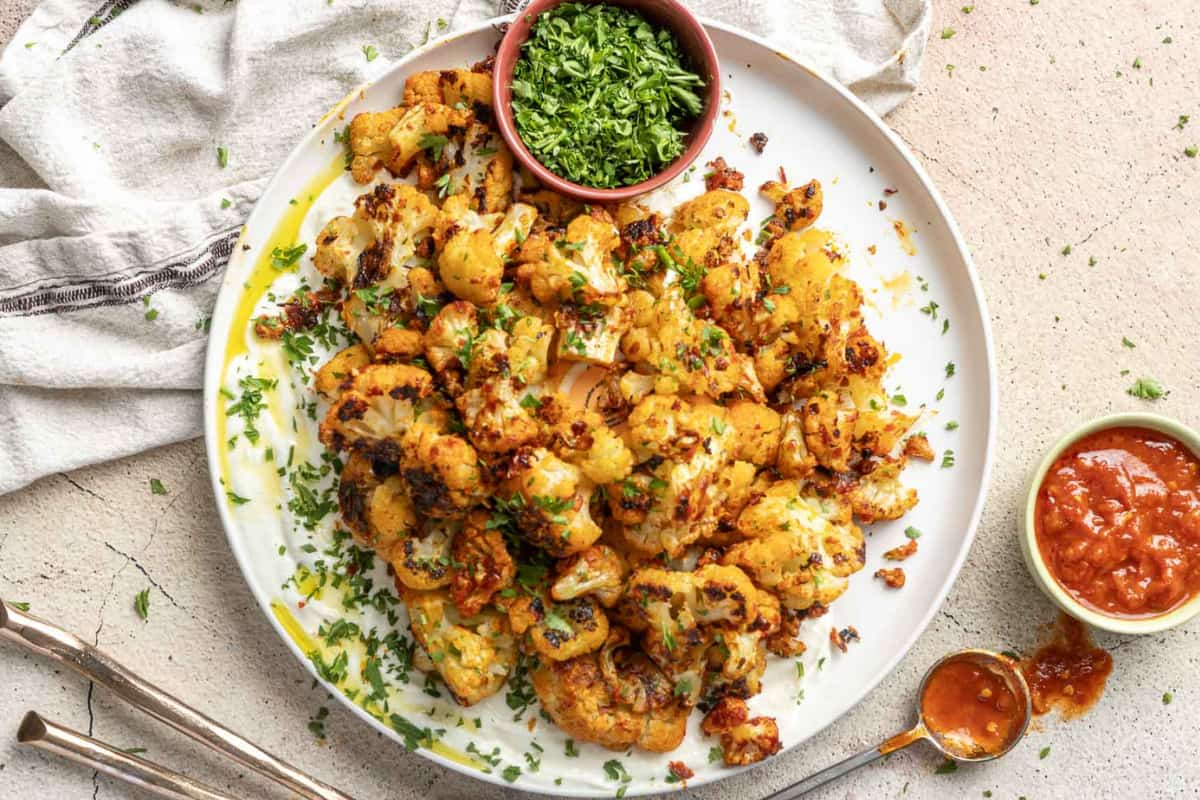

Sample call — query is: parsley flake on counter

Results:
[134,588,150,620]
[1039,745,1051,759]
[941,27,956,39]
[10,601,30,612]
[935,759,958,774]
[149,478,168,495]
[1185,145,1198,158]
[1061,244,1072,255]
[307,706,329,739]
[1176,115,1190,131]
[510,2,704,188]
[1122,336,1136,348]
[961,4,974,11]
[1127,377,1166,400]
[1163,691,1174,705]
[362,44,378,62]
[216,145,228,168]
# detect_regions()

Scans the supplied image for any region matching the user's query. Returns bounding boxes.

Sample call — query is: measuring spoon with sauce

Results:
[764,649,1032,800]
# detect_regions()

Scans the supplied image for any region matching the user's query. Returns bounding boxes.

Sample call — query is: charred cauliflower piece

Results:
[515,211,624,305]
[500,448,602,557]
[722,483,865,611]
[437,202,536,305]
[314,344,371,401]
[318,363,434,456]
[531,629,689,752]
[403,588,515,706]
[551,544,628,608]
[625,565,759,705]
[391,518,457,590]
[348,102,471,183]
[403,69,492,109]
[450,511,516,616]
[509,594,609,662]
[701,696,781,766]
[850,457,918,523]
[399,416,485,519]
[336,453,417,561]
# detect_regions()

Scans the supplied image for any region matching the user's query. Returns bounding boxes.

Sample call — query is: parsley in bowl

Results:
[494,0,720,200]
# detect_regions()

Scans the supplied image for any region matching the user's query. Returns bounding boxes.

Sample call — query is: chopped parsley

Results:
[1163,691,1174,705]
[945,361,956,378]
[935,759,958,774]
[708,746,723,764]
[510,2,704,188]
[941,449,956,469]
[216,146,228,168]
[1127,377,1166,400]
[1039,745,1051,759]
[565,739,580,757]
[1122,336,1136,348]
[945,420,960,431]
[501,765,521,782]
[149,478,168,495]
[418,132,448,161]
[225,375,276,444]
[133,588,150,620]
[271,243,308,270]
[905,526,923,539]
[362,44,378,62]
[941,27,955,39]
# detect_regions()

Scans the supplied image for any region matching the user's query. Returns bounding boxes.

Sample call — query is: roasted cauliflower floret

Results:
[801,391,859,474]
[391,518,456,590]
[531,630,689,752]
[314,344,371,401]
[760,178,823,235]
[449,511,516,616]
[403,68,492,108]
[422,300,478,387]
[456,375,540,454]
[625,565,758,705]
[850,457,918,523]
[551,544,628,608]
[700,697,781,766]
[349,102,471,183]
[671,189,750,233]
[515,211,624,305]
[438,203,536,305]
[506,315,554,385]
[500,448,601,557]
[336,453,417,560]
[318,363,434,455]
[722,484,865,611]
[509,594,609,662]
[727,401,782,464]
[549,406,635,485]
[403,588,515,706]
[313,216,372,285]
[398,418,484,519]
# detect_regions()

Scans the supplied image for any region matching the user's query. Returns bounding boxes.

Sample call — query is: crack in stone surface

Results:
[58,474,109,504]
[102,542,180,607]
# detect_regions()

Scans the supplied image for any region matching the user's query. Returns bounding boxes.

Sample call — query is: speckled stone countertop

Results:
[2,2,1198,798]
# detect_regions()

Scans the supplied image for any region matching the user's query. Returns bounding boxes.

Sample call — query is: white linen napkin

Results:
[0,0,930,495]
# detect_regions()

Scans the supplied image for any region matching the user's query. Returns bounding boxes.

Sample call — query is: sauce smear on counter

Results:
[919,656,1022,757]
[1035,426,1200,617]
[1020,613,1113,718]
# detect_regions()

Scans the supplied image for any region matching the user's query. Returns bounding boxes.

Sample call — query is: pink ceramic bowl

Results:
[492,0,721,202]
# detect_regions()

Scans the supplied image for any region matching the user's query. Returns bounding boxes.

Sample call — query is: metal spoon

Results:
[765,649,1033,800]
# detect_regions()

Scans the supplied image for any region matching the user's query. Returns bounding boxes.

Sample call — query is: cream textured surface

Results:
[2,2,1198,799]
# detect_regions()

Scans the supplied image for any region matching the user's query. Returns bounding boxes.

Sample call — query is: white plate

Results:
[204,18,996,797]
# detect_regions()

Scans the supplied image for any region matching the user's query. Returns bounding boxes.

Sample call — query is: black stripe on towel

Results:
[0,225,241,318]
[63,0,142,54]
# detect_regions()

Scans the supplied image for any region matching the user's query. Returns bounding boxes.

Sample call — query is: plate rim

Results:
[202,16,998,797]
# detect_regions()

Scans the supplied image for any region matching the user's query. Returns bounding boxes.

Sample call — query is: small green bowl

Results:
[1019,412,1200,635]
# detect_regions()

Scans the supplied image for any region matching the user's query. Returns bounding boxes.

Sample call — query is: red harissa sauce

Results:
[1035,426,1200,617]
[918,657,1021,757]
